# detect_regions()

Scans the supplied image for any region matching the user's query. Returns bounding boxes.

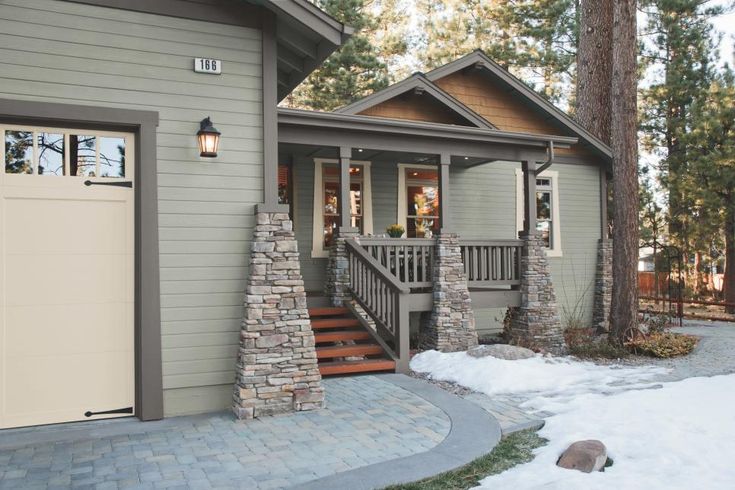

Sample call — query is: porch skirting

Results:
[233,208,324,419]
[508,233,566,355]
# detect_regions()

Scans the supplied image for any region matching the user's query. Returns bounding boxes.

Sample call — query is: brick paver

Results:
[0,376,450,489]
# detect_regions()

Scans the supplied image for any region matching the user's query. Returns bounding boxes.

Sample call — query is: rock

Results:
[467,344,535,360]
[557,440,608,473]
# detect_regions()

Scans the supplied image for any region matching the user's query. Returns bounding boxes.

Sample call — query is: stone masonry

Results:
[592,239,613,333]
[325,228,359,306]
[508,233,566,354]
[421,233,478,352]
[233,209,324,419]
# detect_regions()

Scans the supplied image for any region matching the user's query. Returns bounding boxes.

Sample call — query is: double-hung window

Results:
[516,169,562,256]
[397,164,440,238]
[312,159,372,257]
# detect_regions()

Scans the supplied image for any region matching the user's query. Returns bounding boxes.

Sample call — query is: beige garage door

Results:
[0,125,135,429]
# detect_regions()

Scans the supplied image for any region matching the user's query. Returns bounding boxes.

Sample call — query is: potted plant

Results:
[386,224,405,238]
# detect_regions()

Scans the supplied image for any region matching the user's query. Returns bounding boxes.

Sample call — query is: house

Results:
[0,0,612,428]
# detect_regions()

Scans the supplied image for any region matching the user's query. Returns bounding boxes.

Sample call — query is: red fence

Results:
[638,272,724,297]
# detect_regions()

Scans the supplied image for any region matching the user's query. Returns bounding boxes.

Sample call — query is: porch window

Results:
[515,169,562,256]
[312,159,372,258]
[404,167,440,238]
[278,163,293,216]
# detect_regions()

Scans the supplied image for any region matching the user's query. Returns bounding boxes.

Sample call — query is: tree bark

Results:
[609,0,639,344]
[725,208,735,314]
[576,0,613,144]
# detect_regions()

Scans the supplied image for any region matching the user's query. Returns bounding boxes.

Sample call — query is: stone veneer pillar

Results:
[508,233,566,354]
[233,207,324,419]
[325,227,360,306]
[421,233,478,352]
[592,239,613,333]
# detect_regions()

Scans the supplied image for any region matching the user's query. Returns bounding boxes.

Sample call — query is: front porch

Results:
[274,110,574,375]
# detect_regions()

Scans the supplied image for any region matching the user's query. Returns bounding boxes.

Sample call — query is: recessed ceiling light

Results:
[357,148,364,152]
[464,156,469,160]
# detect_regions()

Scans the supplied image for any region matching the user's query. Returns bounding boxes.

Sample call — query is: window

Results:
[312,159,372,257]
[3,125,130,179]
[397,164,440,238]
[278,163,293,216]
[516,169,562,256]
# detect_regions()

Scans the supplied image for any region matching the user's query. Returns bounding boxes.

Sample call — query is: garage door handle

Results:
[84,407,134,418]
[84,180,133,188]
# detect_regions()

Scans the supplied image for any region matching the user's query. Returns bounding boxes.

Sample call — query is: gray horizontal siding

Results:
[0,0,263,416]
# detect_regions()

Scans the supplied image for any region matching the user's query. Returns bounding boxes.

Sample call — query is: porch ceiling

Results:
[278,144,492,166]
[278,108,578,164]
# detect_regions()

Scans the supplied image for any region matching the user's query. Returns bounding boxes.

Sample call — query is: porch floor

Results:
[0,375,503,490]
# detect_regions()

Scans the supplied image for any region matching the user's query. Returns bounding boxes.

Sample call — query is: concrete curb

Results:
[294,373,502,490]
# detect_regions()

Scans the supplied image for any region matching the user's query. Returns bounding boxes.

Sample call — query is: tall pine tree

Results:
[639,0,722,288]
[286,0,408,110]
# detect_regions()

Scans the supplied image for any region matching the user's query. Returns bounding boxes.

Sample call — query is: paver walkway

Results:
[0,376,452,489]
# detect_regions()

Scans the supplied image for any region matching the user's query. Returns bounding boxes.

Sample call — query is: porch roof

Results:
[278,108,578,164]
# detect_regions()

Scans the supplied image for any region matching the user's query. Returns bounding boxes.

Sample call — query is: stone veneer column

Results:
[324,227,359,306]
[592,239,613,333]
[508,233,567,354]
[421,233,478,352]
[233,208,324,419]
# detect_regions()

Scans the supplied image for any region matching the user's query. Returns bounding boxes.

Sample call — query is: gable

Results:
[359,91,477,127]
[434,71,561,135]
[432,70,593,158]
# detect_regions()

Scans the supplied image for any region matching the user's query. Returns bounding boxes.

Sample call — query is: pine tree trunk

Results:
[609,0,639,344]
[725,207,735,314]
[576,0,613,144]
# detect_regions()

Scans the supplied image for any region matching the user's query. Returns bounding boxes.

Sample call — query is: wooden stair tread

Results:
[316,344,384,358]
[314,330,371,343]
[319,359,396,376]
[308,307,349,317]
[311,318,361,329]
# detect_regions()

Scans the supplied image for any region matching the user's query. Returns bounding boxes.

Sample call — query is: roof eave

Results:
[278,108,578,149]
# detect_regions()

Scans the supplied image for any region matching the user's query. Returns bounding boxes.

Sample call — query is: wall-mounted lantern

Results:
[197,117,221,158]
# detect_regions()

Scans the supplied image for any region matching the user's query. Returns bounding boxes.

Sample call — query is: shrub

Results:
[625,332,699,358]
[564,327,630,359]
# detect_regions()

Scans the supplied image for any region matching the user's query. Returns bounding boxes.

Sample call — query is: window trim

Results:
[311,158,372,258]
[397,163,439,238]
[515,168,562,257]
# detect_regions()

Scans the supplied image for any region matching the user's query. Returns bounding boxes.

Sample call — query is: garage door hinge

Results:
[84,407,134,418]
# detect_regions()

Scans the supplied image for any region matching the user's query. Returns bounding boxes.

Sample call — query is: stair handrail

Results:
[344,238,410,373]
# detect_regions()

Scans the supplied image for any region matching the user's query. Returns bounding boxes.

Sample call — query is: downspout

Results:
[535,140,555,175]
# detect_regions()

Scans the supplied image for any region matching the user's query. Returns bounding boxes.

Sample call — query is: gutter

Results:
[278,108,579,149]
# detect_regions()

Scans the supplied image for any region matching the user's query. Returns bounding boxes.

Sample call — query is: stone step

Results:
[318,358,396,376]
[316,343,384,359]
[308,307,349,318]
[314,330,372,343]
[310,318,361,330]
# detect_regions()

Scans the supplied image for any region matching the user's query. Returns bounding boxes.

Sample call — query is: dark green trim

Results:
[0,98,164,422]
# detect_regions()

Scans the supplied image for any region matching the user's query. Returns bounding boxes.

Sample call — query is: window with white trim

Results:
[516,169,562,256]
[397,163,440,238]
[312,159,372,257]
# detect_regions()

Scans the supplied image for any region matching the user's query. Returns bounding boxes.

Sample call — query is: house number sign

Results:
[194,58,222,75]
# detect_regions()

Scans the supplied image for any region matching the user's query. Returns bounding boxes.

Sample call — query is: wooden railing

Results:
[359,237,435,288]
[344,238,411,373]
[460,240,523,287]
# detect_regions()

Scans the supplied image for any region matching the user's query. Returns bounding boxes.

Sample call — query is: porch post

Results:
[508,160,566,354]
[339,146,352,230]
[521,160,536,235]
[438,152,452,233]
[261,12,279,208]
[325,147,359,306]
[422,152,477,352]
